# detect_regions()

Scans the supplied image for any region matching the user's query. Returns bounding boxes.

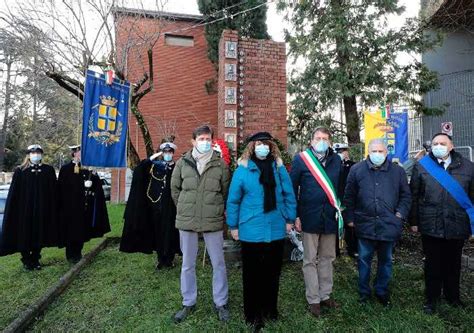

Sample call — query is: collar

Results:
[365,157,390,171]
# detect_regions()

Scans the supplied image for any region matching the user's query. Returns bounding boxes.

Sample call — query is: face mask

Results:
[432,145,448,159]
[163,153,173,162]
[30,153,42,164]
[255,144,270,158]
[369,152,386,166]
[196,141,211,153]
[313,140,329,154]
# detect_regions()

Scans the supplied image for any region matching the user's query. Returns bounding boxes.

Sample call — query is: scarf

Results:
[192,147,213,175]
[251,155,277,213]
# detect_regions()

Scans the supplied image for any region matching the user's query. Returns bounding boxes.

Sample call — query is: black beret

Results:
[248,131,273,142]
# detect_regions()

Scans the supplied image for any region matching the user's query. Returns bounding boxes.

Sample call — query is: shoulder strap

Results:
[419,156,474,233]
[299,149,344,237]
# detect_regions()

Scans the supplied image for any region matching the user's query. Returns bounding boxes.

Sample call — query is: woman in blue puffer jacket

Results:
[226,131,296,330]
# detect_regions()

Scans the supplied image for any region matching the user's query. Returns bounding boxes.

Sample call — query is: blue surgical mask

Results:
[30,153,42,164]
[313,140,329,154]
[196,141,211,153]
[432,145,448,159]
[369,152,386,166]
[163,153,173,162]
[255,144,270,158]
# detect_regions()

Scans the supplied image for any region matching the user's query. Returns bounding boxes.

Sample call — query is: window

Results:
[165,34,194,47]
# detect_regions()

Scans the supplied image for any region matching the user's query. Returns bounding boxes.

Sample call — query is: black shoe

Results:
[359,294,370,304]
[156,262,174,270]
[250,321,264,333]
[447,299,466,308]
[423,303,435,315]
[215,304,230,322]
[67,257,81,264]
[173,305,195,323]
[23,263,34,271]
[376,294,391,307]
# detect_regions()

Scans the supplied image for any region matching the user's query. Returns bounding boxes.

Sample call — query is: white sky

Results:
[163,0,421,44]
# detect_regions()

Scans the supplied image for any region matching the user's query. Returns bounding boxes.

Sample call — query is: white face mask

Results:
[432,144,449,159]
[30,153,42,164]
[196,141,211,153]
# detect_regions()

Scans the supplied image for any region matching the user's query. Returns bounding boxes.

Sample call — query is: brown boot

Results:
[309,303,321,317]
[320,298,340,308]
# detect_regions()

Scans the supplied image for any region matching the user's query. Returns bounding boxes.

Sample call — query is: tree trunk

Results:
[343,95,360,144]
[129,103,154,158]
[32,56,38,139]
[127,135,141,169]
[332,0,361,145]
[0,60,13,171]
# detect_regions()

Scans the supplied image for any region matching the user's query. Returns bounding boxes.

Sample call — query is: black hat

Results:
[27,144,43,153]
[248,132,273,142]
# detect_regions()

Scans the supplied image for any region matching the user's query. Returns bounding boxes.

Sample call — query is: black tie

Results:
[439,161,445,169]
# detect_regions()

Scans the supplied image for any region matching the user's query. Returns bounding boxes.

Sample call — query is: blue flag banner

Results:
[81,70,130,168]
[386,109,408,164]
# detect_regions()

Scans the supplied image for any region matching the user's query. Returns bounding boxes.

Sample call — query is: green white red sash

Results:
[299,149,344,237]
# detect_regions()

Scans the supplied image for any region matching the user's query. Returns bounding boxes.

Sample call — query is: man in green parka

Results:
[171,125,231,323]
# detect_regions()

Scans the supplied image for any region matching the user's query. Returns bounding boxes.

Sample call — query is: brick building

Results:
[112,8,287,202]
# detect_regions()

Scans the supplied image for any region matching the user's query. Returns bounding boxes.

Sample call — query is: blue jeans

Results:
[358,238,394,297]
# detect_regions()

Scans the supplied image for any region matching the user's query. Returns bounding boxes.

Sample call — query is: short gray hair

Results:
[368,138,387,151]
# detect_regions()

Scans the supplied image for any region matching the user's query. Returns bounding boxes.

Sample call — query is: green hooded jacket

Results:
[171,150,230,232]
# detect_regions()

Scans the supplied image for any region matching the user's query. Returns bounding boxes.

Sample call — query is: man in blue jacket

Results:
[290,127,343,317]
[343,138,411,306]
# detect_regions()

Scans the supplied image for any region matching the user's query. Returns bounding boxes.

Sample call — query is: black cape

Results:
[57,162,110,247]
[0,164,58,256]
[120,159,180,256]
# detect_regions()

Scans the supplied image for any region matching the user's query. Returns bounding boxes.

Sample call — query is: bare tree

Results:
[0,0,171,168]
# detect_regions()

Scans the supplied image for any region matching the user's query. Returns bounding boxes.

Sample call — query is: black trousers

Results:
[66,241,84,261]
[336,226,358,256]
[421,235,464,303]
[241,239,284,325]
[21,248,41,265]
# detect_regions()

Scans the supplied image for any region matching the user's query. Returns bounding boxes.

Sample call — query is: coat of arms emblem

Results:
[88,95,123,146]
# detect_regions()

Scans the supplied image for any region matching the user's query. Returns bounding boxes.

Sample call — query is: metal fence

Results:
[422,70,474,161]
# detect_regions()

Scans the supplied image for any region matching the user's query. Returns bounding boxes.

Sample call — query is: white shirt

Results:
[437,155,451,170]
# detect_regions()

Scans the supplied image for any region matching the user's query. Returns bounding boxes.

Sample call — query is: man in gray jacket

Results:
[171,125,231,323]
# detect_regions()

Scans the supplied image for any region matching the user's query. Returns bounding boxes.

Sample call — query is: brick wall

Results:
[112,14,218,202]
[218,29,287,152]
[111,18,287,202]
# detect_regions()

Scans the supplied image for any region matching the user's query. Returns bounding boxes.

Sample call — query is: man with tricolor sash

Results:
[290,126,343,317]
[343,138,411,307]
[409,133,473,314]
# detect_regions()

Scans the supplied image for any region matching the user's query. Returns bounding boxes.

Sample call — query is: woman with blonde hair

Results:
[226,132,296,330]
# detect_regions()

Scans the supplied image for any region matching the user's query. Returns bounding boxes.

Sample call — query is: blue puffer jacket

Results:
[290,149,342,234]
[343,158,411,242]
[226,158,297,243]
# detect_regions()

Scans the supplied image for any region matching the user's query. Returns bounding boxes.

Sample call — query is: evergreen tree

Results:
[198,0,270,65]
[278,0,442,145]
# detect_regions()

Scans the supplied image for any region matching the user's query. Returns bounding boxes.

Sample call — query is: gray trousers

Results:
[179,230,228,307]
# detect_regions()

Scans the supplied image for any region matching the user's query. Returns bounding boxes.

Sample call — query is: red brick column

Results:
[237,37,287,147]
[218,30,239,153]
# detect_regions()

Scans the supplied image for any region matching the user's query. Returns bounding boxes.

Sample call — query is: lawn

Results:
[2,204,473,332]
[0,203,124,330]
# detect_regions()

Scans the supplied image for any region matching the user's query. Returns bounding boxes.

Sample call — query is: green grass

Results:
[0,203,125,330]
[2,204,473,331]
